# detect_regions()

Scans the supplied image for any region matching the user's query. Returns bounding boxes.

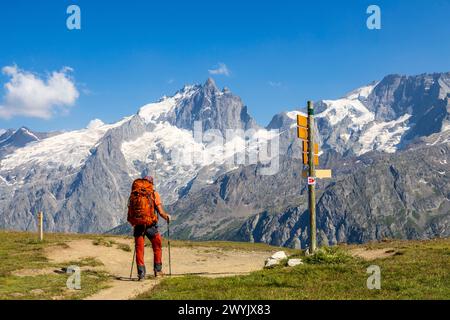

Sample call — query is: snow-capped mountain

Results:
[0,72,448,236]
[121,78,274,204]
[0,127,40,147]
[278,72,450,156]
[0,78,275,232]
[314,82,412,156]
[0,127,60,158]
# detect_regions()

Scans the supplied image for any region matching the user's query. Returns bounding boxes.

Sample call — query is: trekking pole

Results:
[167,220,172,276]
[130,245,136,279]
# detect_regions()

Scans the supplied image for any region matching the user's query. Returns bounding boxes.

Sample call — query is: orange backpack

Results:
[127,179,158,226]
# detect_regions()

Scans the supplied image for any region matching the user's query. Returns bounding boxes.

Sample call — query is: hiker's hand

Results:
[165,214,171,223]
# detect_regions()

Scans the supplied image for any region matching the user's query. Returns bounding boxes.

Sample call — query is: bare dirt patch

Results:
[45,238,273,300]
[350,247,397,261]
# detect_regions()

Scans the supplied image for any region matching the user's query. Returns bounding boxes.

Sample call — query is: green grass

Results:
[136,238,450,300]
[92,238,116,247]
[93,237,132,252]
[65,257,105,267]
[2,230,449,300]
[116,243,132,252]
[0,231,111,300]
[302,246,352,265]
[0,270,110,300]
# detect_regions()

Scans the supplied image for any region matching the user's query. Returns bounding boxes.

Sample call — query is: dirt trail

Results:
[350,247,396,261]
[45,238,272,300]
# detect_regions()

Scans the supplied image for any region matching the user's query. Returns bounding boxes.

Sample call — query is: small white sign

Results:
[307,177,316,185]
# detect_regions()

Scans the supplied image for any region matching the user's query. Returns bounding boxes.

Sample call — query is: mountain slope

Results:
[0,127,60,158]
[0,73,448,243]
[167,131,449,247]
[314,72,450,156]
[236,132,449,248]
[0,79,272,233]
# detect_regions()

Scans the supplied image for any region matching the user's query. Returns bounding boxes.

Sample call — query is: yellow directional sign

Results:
[297,127,308,140]
[316,169,332,179]
[302,169,333,179]
[302,141,319,154]
[302,153,319,166]
[297,114,308,128]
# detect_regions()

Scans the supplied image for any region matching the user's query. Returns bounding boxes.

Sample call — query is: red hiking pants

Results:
[134,224,162,271]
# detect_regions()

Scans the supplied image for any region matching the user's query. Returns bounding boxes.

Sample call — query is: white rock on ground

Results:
[264,251,289,268]
[264,258,280,268]
[271,251,287,260]
[287,259,303,267]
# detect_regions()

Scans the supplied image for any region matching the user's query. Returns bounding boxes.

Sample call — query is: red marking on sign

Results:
[307,177,316,185]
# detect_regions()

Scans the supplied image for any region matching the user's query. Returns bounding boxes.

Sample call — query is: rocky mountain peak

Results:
[167,79,259,134]
[367,72,449,119]
[1,127,39,146]
[0,128,14,141]
[0,127,41,158]
[204,77,218,90]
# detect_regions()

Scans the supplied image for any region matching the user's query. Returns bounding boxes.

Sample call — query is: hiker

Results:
[127,175,171,280]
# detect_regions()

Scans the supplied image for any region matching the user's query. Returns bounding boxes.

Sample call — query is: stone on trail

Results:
[271,251,287,260]
[264,251,288,268]
[264,258,280,268]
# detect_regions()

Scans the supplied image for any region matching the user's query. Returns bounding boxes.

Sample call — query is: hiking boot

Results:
[137,265,146,281]
[154,263,163,277]
[154,270,165,278]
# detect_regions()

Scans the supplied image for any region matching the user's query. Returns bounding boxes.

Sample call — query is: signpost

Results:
[38,211,44,241]
[306,102,317,253]
[302,153,319,166]
[297,127,308,140]
[296,101,332,253]
[315,169,332,179]
[302,169,332,179]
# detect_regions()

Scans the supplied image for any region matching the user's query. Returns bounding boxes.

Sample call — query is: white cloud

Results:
[208,63,230,76]
[0,65,79,120]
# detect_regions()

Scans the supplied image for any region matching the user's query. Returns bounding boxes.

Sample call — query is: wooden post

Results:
[38,212,44,241]
[307,101,317,253]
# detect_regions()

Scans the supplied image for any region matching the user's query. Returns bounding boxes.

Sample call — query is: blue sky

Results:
[0,0,449,132]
